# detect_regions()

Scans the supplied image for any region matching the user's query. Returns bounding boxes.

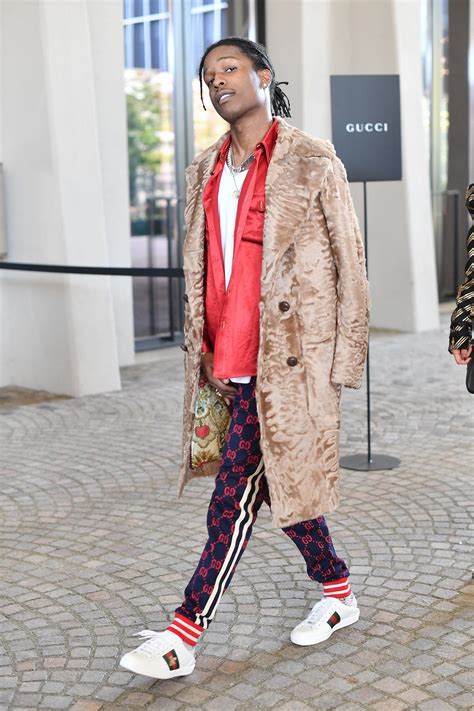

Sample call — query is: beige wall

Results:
[267,0,439,332]
[0,0,134,396]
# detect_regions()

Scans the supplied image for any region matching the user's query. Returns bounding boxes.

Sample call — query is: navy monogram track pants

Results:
[174,379,350,631]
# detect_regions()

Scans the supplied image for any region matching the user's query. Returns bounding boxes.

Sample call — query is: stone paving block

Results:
[453,670,474,688]
[363,638,391,651]
[70,702,104,711]
[302,692,344,711]
[402,668,437,685]
[38,695,73,709]
[146,698,181,711]
[410,637,437,651]
[346,686,384,704]
[433,661,461,677]
[287,682,326,704]
[68,683,101,696]
[450,692,474,708]
[13,693,43,706]
[371,700,408,711]
[18,681,42,692]
[397,688,430,704]
[93,685,131,702]
[349,670,379,685]
[273,702,313,711]
[203,695,241,711]
[417,701,458,711]
[80,671,107,684]
[227,681,260,700]
[324,676,354,694]
[331,660,362,677]
[67,659,90,670]
[435,645,465,661]
[411,653,438,668]
[272,660,305,675]
[41,682,65,694]
[425,680,464,697]
[372,676,408,693]
[298,668,331,685]
[262,674,294,690]
[43,657,66,669]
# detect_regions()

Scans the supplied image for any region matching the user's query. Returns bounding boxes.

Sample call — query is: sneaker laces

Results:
[132,630,174,657]
[305,598,336,626]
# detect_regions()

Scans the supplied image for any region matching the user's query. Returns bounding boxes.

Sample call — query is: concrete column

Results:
[0,0,134,396]
[267,0,439,332]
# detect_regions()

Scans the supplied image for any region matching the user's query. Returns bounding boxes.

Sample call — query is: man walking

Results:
[120,37,369,680]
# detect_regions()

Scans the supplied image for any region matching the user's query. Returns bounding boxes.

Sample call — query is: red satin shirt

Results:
[202,119,279,379]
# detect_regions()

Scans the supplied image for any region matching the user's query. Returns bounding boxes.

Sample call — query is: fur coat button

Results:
[180,344,188,352]
[183,294,189,303]
[287,356,298,367]
[279,300,290,312]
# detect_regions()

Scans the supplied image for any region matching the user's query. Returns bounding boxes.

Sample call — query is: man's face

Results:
[202,45,270,123]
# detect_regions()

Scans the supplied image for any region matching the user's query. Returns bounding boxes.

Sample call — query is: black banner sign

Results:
[330,75,402,182]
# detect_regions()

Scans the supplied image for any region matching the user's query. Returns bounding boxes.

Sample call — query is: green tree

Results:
[126,72,164,205]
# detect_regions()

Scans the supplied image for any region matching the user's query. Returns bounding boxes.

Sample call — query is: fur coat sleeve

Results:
[320,156,370,388]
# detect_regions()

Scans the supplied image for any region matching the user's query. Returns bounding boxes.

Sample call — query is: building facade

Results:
[0,0,472,395]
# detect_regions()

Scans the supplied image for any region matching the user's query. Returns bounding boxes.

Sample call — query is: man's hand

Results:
[201,352,237,405]
[452,345,473,365]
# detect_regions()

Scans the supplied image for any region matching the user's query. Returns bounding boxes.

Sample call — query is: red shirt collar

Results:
[218,117,279,164]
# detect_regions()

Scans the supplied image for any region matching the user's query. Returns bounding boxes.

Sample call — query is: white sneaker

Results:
[120,629,196,679]
[291,595,360,646]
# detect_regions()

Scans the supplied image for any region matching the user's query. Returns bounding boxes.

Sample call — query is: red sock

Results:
[323,577,352,600]
[166,613,203,647]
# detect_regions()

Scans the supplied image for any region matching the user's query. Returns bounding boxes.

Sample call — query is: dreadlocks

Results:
[198,37,291,118]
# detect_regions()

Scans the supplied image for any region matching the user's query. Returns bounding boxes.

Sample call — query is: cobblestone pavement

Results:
[0,310,473,711]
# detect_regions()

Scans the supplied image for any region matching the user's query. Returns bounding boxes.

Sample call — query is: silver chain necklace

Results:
[226,146,255,198]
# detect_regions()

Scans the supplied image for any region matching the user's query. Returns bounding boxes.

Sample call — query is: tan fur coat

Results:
[178,117,370,528]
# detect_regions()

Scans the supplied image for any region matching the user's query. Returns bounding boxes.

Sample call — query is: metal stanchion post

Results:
[340,181,401,472]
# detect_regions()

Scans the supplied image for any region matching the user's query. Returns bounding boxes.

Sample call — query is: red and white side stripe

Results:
[167,460,265,646]
[166,613,203,647]
[323,577,352,600]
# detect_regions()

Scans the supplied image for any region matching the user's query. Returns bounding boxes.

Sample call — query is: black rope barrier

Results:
[0,262,184,277]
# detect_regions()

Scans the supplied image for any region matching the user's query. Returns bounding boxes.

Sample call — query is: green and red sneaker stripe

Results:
[162,649,180,671]
[327,611,341,628]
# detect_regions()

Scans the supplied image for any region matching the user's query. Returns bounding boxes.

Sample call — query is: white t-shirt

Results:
[218,161,251,384]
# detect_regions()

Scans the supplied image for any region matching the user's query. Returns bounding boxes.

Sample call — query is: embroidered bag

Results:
[191,379,231,474]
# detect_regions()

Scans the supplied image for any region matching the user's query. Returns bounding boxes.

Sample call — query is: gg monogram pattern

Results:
[175,379,349,631]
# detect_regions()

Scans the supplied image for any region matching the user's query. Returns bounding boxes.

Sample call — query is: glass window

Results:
[150,0,167,14]
[133,23,145,67]
[191,3,229,154]
[123,0,256,345]
[192,0,220,7]
[203,10,218,50]
[151,19,169,71]
[191,6,228,73]
[134,0,144,17]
